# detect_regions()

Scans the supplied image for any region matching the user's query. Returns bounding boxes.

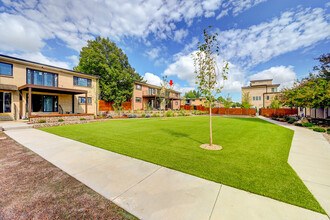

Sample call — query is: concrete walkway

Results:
[4,127,328,220]
[259,116,330,216]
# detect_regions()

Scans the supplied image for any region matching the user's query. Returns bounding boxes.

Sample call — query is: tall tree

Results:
[184,90,201,98]
[74,37,143,108]
[192,26,229,147]
[313,53,330,81]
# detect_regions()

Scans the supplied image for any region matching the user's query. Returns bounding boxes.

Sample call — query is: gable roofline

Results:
[134,80,181,94]
[250,79,273,82]
[0,54,100,79]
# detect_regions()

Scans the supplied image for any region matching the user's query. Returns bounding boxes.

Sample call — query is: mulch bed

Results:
[0,131,137,219]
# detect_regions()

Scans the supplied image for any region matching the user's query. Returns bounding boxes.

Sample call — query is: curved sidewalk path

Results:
[3,124,328,220]
[258,116,330,216]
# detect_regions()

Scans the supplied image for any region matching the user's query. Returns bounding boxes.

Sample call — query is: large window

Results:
[0,62,13,76]
[26,94,58,112]
[74,76,91,87]
[26,69,58,87]
[136,84,142,90]
[78,97,92,104]
[0,92,11,113]
[148,87,155,95]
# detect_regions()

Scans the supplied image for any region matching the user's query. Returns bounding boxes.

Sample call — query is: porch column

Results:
[72,94,75,113]
[85,92,88,113]
[19,92,22,119]
[28,87,32,117]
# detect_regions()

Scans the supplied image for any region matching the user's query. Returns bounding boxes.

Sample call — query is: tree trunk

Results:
[209,101,213,146]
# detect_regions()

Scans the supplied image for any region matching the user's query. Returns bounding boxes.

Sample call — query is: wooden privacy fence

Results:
[99,100,132,111]
[180,105,256,115]
[260,108,297,117]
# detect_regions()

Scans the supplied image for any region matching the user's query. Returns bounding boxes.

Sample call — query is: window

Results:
[267,96,269,100]
[73,76,91,87]
[26,94,57,112]
[176,93,178,97]
[175,101,178,105]
[78,97,92,104]
[26,69,58,87]
[136,97,142,102]
[148,87,155,95]
[271,88,274,92]
[0,62,13,76]
[0,92,11,113]
[259,96,261,100]
[253,96,255,101]
[136,84,142,90]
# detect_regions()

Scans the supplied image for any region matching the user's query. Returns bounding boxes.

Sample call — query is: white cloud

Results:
[9,52,71,69]
[164,51,246,92]
[219,7,330,67]
[249,65,297,89]
[145,47,162,60]
[0,13,49,52]
[173,29,189,43]
[66,55,79,67]
[0,0,268,53]
[143,72,162,86]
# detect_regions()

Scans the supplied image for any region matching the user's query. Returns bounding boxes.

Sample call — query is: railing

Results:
[58,105,63,114]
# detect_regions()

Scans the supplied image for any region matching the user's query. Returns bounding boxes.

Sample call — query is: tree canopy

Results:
[241,92,253,109]
[280,54,329,110]
[184,90,201,98]
[74,37,143,107]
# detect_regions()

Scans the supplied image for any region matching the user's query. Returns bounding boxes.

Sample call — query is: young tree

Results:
[158,76,173,117]
[74,37,143,109]
[192,27,229,147]
[241,92,253,109]
[270,95,280,109]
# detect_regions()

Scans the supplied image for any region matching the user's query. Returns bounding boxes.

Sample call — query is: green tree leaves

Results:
[74,37,143,108]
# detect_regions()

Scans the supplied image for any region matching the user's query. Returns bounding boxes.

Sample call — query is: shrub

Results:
[38,119,46,123]
[327,128,330,132]
[152,113,157,117]
[58,119,64,122]
[99,114,103,118]
[287,119,295,124]
[294,123,302,126]
[107,115,113,118]
[313,127,326,132]
[328,130,330,134]
[302,122,313,127]
[141,113,146,117]
[80,118,86,120]
[145,114,151,118]
[264,114,269,117]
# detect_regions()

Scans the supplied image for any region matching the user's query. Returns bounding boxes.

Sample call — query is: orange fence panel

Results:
[260,108,297,117]
[99,100,132,111]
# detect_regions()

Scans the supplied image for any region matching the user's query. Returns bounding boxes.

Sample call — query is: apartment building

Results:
[241,79,280,109]
[0,54,99,120]
[132,81,181,110]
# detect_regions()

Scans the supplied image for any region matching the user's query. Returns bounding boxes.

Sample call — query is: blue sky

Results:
[0,0,329,101]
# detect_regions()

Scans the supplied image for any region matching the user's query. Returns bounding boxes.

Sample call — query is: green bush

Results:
[302,122,313,127]
[327,128,330,132]
[294,123,302,126]
[38,119,46,123]
[141,113,146,117]
[80,118,86,121]
[313,127,325,132]
[107,115,113,118]
[58,119,64,122]
[327,130,330,134]
[288,119,295,124]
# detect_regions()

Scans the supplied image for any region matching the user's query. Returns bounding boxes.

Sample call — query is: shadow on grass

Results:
[160,128,204,144]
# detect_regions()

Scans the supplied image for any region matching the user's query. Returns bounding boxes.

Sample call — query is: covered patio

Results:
[18,84,90,120]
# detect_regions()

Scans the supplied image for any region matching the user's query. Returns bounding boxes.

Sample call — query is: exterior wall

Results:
[250,80,272,86]
[242,83,280,109]
[298,107,330,119]
[132,82,181,110]
[263,93,279,108]
[0,56,98,120]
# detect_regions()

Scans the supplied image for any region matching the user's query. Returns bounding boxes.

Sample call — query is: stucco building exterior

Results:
[132,81,181,110]
[241,79,280,109]
[0,54,99,121]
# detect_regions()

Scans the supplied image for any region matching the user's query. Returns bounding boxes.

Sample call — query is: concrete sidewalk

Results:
[259,116,330,216]
[4,128,328,220]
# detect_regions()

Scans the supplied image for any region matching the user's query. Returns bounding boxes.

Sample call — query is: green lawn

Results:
[40,116,324,213]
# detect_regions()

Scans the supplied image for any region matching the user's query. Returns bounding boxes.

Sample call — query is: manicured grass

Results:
[40,116,325,213]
